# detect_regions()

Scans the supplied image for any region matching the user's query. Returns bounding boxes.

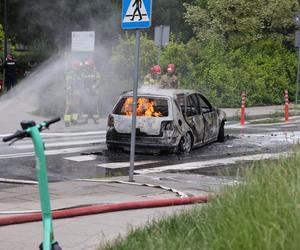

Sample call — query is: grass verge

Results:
[100,153,300,250]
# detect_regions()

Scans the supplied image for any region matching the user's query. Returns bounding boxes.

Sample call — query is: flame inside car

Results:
[122,97,163,117]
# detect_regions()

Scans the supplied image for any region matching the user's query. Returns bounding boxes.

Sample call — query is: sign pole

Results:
[129,29,140,182]
[4,0,7,59]
[296,47,300,106]
[157,25,163,65]
[121,0,152,181]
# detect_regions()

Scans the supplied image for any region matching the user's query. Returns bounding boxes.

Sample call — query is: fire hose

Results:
[0,195,209,226]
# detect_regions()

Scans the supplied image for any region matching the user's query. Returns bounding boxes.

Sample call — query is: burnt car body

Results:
[106,88,226,154]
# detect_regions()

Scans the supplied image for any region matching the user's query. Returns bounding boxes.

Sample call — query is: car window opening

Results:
[114,97,169,117]
[195,94,212,113]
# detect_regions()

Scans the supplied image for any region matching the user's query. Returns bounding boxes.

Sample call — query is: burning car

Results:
[106,88,226,154]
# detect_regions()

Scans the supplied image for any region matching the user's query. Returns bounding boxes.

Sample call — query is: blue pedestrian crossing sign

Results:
[122,0,152,29]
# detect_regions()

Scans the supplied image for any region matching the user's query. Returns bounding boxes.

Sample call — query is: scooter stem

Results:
[28,125,54,250]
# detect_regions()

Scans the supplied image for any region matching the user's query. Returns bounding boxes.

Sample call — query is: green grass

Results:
[100,153,300,250]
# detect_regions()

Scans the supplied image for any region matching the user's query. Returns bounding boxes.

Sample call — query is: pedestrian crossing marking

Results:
[12,139,105,149]
[65,155,98,162]
[97,160,161,169]
[123,0,150,23]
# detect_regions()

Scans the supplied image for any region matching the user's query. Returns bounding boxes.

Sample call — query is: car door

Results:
[184,94,205,144]
[196,94,219,142]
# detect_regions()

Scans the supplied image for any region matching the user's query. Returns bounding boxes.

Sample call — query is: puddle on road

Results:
[184,161,255,178]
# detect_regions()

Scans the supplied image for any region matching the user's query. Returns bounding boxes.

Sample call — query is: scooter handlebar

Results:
[44,117,61,128]
[2,130,27,142]
[3,118,61,143]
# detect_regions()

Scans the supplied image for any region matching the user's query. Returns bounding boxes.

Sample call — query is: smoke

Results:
[0,1,148,132]
[15,1,120,48]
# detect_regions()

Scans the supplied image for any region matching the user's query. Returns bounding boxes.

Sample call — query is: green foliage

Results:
[178,0,300,107]
[1,0,299,108]
[160,39,194,88]
[187,37,297,107]
[109,31,297,107]
[110,33,158,88]
[184,0,299,46]
[102,153,300,250]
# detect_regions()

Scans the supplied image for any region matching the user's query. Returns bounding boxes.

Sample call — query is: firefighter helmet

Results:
[72,59,82,69]
[84,59,94,67]
[167,64,176,74]
[152,65,161,74]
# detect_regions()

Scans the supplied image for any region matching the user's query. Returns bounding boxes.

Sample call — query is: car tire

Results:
[107,144,116,152]
[217,121,225,142]
[178,132,193,154]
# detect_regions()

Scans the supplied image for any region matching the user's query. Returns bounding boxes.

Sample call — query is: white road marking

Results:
[0,130,106,138]
[0,178,37,185]
[134,152,288,174]
[0,145,101,160]
[97,160,161,169]
[11,139,105,149]
[65,155,98,162]
[41,131,106,137]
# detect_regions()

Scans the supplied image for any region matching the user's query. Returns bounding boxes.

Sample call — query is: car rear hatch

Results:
[111,96,171,136]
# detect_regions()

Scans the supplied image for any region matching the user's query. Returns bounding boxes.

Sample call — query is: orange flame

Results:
[123,97,162,117]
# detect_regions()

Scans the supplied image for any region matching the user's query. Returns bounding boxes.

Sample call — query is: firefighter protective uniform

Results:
[144,65,161,85]
[64,59,82,126]
[160,64,179,89]
[79,59,101,124]
[4,54,17,92]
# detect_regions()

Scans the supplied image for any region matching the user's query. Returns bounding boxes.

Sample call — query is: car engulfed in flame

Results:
[106,88,226,154]
[122,97,163,117]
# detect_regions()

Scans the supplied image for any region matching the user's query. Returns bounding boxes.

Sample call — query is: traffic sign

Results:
[71,31,95,52]
[155,25,170,47]
[122,0,152,29]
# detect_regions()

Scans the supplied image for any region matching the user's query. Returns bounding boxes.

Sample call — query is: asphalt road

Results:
[1,115,300,184]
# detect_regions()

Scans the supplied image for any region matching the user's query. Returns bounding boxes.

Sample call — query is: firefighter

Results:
[160,64,179,89]
[4,53,17,92]
[143,65,161,85]
[78,59,101,124]
[64,59,82,127]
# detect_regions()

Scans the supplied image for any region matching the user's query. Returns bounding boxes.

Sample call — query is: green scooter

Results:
[3,118,62,250]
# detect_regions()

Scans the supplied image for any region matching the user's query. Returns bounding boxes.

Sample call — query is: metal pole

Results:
[3,0,8,91]
[4,0,8,59]
[296,47,300,105]
[157,45,161,65]
[129,29,140,182]
[157,25,163,65]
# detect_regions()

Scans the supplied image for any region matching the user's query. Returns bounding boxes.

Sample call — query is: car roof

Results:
[121,86,200,98]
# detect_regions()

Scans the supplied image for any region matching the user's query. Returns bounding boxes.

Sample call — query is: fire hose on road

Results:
[0,195,209,226]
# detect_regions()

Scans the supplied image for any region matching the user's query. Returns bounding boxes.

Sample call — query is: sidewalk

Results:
[223,105,285,120]
[0,174,234,250]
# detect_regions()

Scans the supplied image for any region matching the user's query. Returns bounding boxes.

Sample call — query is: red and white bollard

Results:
[284,89,289,123]
[240,92,246,126]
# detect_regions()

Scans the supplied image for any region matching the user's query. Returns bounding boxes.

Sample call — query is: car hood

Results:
[113,114,165,136]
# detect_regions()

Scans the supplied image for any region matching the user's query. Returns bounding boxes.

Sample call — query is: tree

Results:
[0,0,121,49]
[184,0,300,46]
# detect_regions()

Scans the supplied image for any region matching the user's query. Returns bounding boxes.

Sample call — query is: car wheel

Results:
[217,121,225,142]
[107,144,116,152]
[178,132,193,154]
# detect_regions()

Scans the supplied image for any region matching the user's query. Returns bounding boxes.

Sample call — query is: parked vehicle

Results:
[106,88,226,154]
